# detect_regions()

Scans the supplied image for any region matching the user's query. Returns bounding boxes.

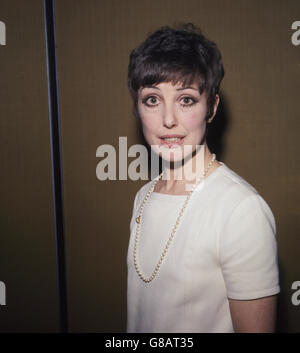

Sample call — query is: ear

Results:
[208,94,220,123]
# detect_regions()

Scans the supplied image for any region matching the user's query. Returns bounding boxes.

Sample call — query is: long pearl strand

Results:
[133,153,216,283]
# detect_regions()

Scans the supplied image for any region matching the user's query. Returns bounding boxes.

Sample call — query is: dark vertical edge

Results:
[43,0,68,333]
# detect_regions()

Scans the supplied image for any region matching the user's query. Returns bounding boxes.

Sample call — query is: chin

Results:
[158,145,192,164]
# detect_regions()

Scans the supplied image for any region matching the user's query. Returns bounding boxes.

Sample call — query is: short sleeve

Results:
[218,193,280,300]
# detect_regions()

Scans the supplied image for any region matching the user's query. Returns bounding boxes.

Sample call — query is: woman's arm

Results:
[228,295,277,333]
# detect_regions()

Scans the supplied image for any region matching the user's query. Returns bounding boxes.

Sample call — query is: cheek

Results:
[138,107,159,132]
[138,112,160,144]
[183,111,206,131]
[140,118,156,140]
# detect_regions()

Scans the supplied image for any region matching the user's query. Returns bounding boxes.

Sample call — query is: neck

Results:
[157,144,217,194]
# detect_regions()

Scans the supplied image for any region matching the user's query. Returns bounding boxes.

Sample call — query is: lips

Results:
[159,134,185,147]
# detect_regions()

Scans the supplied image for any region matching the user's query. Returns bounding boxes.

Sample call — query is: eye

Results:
[143,95,159,107]
[180,96,197,107]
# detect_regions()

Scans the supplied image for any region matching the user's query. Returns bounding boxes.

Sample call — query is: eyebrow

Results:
[141,85,198,91]
[141,85,160,90]
[176,86,198,91]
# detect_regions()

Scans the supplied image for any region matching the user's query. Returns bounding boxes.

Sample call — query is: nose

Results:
[162,103,178,128]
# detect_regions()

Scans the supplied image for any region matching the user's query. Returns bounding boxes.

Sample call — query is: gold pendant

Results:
[136,216,141,224]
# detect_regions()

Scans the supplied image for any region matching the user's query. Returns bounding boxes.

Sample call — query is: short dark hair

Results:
[127,23,224,121]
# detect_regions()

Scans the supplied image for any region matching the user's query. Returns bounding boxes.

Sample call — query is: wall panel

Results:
[0,0,59,332]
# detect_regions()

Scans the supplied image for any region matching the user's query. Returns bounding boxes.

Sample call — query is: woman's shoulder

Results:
[211,162,275,226]
[137,179,153,196]
[132,179,153,210]
[213,162,261,202]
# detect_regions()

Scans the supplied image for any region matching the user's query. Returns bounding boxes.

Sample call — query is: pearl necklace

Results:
[133,153,216,283]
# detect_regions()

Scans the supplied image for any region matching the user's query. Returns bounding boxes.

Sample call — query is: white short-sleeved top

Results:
[126,162,280,333]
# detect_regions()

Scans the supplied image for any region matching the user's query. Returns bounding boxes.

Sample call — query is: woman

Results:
[126,23,280,333]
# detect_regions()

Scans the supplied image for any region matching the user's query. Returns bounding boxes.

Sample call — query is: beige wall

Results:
[0,0,299,332]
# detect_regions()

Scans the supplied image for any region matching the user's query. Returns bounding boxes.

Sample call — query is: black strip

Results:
[43,0,68,333]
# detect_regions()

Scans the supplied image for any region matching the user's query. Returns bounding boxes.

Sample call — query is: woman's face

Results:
[137,81,218,163]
